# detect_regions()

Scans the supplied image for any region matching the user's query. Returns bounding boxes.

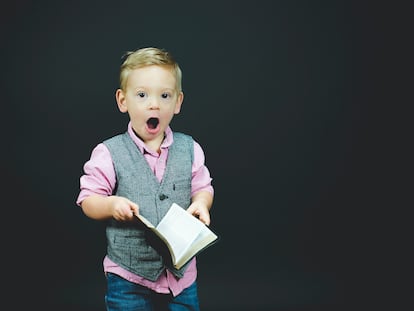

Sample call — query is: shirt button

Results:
[159,194,168,200]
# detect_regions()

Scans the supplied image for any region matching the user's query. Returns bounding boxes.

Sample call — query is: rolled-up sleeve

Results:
[76,143,116,206]
[191,141,214,197]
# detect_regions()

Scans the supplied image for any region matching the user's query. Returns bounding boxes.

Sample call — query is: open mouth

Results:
[147,117,159,130]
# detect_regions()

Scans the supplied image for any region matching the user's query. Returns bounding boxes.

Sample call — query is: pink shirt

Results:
[76,122,214,296]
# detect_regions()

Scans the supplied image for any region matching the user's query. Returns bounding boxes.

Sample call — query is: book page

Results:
[156,203,205,264]
[135,213,155,229]
[175,225,218,269]
[135,203,218,269]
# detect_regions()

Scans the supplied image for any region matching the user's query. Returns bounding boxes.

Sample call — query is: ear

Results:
[115,89,128,113]
[174,92,184,114]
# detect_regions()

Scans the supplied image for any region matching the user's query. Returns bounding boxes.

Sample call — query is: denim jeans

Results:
[105,272,200,311]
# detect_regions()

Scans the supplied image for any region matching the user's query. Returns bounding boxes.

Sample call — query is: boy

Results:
[76,47,214,311]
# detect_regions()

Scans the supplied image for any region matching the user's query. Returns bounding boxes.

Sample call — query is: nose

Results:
[148,97,160,109]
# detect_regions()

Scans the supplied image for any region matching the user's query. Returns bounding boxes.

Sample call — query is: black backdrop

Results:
[1,1,407,310]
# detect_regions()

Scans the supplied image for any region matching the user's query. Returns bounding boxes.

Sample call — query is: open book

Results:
[136,203,218,269]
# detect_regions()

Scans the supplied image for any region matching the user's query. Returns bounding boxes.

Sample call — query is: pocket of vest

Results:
[112,231,146,247]
[111,231,160,262]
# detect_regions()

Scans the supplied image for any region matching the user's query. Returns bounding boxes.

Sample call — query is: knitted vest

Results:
[103,131,193,281]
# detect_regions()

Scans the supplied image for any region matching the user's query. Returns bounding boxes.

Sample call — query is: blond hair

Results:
[119,47,182,92]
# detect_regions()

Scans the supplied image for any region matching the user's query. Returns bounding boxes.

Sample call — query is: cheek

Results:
[128,107,145,120]
[162,103,179,114]
[160,109,176,123]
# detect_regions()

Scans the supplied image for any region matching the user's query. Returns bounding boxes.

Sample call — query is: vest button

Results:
[159,194,168,201]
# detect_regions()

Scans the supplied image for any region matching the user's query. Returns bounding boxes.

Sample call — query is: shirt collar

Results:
[127,121,174,154]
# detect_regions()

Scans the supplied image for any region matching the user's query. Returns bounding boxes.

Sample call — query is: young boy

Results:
[76,47,214,311]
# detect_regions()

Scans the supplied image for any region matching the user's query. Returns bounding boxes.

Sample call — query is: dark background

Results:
[1,1,409,310]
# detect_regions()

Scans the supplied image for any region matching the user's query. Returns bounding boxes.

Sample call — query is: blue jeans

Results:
[105,272,200,311]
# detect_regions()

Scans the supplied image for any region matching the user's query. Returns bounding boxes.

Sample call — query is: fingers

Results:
[125,201,139,220]
[129,201,139,216]
[112,197,139,221]
[188,205,211,226]
[198,211,211,226]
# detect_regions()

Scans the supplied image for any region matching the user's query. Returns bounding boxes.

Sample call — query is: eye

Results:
[161,92,171,99]
[137,91,146,98]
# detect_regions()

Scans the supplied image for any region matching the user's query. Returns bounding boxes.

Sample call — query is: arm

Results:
[77,143,138,222]
[187,190,213,226]
[186,140,214,225]
[81,194,138,222]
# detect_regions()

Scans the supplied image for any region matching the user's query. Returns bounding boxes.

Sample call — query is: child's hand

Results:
[109,196,139,221]
[187,202,211,226]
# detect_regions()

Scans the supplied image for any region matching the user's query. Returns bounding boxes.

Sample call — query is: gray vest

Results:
[103,131,193,281]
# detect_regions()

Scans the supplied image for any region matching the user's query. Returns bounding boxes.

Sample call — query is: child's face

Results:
[116,65,183,145]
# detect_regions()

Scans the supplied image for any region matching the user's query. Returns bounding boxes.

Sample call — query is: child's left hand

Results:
[187,202,211,226]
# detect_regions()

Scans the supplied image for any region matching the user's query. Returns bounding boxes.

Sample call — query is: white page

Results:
[175,225,218,269]
[156,203,204,262]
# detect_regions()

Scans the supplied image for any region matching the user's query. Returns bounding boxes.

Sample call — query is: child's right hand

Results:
[109,196,139,221]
